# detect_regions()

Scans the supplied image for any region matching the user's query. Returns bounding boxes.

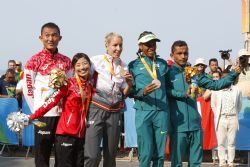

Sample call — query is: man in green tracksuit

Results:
[166,40,241,167]
[128,31,169,167]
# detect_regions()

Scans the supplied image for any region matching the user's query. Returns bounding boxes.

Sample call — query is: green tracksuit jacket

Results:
[166,64,239,132]
[128,56,169,112]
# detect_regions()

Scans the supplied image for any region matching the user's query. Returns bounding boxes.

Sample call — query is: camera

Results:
[219,49,232,60]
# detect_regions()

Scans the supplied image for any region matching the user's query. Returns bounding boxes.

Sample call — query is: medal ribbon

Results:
[76,75,91,113]
[140,57,157,79]
[104,55,115,75]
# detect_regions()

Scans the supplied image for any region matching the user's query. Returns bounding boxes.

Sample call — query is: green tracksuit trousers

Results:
[170,129,203,167]
[135,110,169,167]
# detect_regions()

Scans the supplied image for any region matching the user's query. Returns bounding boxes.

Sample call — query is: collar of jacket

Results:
[138,53,160,59]
[105,54,121,64]
[172,63,185,72]
[41,48,59,59]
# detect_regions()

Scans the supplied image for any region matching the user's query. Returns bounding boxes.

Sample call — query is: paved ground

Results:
[0,157,249,167]
[0,145,249,167]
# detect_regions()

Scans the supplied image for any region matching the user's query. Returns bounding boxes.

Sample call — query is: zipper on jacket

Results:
[181,71,189,130]
[67,112,73,125]
[111,82,115,104]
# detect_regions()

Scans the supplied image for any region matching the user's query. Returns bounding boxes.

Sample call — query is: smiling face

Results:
[106,36,123,59]
[39,27,62,54]
[74,57,90,80]
[139,40,157,59]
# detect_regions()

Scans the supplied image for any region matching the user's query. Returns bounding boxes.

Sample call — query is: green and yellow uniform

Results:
[129,55,169,167]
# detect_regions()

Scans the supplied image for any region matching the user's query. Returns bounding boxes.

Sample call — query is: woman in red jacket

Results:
[30,53,91,167]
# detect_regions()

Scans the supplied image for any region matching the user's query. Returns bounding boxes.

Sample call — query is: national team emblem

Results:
[58,64,64,69]
[42,64,49,70]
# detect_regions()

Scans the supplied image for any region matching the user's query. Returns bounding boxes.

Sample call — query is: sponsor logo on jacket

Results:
[61,142,73,147]
[43,90,60,108]
[26,74,34,97]
[37,130,50,135]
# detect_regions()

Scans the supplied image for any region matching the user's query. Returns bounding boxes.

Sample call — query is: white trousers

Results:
[217,115,238,166]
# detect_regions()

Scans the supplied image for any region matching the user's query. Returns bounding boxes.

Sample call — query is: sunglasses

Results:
[197,64,205,67]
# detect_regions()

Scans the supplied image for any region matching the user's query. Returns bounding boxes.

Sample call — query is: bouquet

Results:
[48,68,67,89]
[42,68,67,100]
[184,66,201,98]
[7,112,46,132]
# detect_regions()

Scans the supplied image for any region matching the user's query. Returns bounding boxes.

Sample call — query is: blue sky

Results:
[0,0,243,72]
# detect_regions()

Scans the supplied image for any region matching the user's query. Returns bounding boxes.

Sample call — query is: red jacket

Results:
[30,77,91,138]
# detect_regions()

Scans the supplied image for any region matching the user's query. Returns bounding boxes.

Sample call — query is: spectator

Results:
[15,60,23,82]
[22,22,71,167]
[8,60,17,70]
[203,71,222,165]
[194,58,208,96]
[0,68,17,98]
[166,40,241,167]
[234,49,250,96]
[128,31,169,167]
[194,58,207,73]
[15,79,23,110]
[211,72,242,167]
[1,60,17,80]
[209,58,219,75]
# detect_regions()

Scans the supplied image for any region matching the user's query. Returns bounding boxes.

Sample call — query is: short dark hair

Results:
[171,40,188,53]
[41,22,60,35]
[8,60,16,65]
[71,53,91,69]
[5,68,16,75]
[209,58,218,65]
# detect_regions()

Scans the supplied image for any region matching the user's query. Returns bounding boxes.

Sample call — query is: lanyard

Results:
[104,55,115,75]
[140,56,157,79]
[76,75,91,113]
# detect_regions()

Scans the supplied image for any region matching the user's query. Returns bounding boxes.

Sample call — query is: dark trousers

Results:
[34,116,59,167]
[55,135,84,167]
[84,104,121,167]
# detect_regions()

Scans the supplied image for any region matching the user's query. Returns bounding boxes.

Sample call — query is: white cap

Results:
[238,49,250,57]
[238,48,250,64]
[138,33,160,44]
[194,58,207,67]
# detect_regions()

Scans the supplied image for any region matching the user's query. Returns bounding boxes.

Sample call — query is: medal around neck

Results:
[152,79,161,89]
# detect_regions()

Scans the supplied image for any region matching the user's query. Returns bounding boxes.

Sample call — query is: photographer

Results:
[235,49,250,97]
